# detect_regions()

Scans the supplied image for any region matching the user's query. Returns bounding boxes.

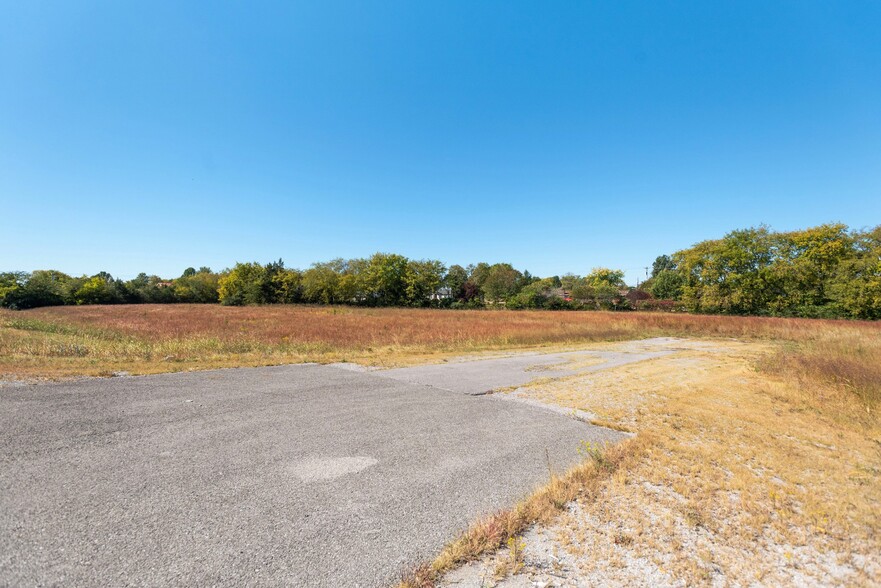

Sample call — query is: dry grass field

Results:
[2,304,880,388]
[3,304,880,585]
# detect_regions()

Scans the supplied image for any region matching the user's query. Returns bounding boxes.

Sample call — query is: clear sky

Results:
[2,1,880,285]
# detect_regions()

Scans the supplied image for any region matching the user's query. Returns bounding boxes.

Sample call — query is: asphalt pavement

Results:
[1,358,626,587]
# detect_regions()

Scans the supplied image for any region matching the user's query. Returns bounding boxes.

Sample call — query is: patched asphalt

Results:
[1,358,627,587]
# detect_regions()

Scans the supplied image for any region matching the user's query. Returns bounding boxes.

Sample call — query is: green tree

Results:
[404,259,446,306]
[14,270,72,308]
[516,270,539,291]
[674,227,776,314]
[444,265,469,300]
[270,268,303,304]
[506,289,544,309]
[262,259,301,303]
[651,255,675,278]
[216,260,301,305]
[482,263,522,304]
[560,274,581,292]
[584,268,627,309]
[126,273,175,303]
[585,268,626,288]
[509,277,561,308]
[767,224,853,315]
[174,269,220,303]
[468,263,491,290]
[0,272,28,308]
[218,262,267,306]
[650,270,684,300]
[303,260,345,304]
[827,226,881,319]
[363,253,409,306]
[668,223,867,317]
[338,258,368,303]
[72,273,124,305]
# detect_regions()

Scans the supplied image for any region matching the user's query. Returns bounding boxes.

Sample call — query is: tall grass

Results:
[11,304,880,345]
[764,332,881,410]
[2,305,880,385]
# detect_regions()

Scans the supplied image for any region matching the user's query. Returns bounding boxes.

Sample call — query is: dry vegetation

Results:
[2,304,880,384]
[428,338,881,587]
[400,437,648,588]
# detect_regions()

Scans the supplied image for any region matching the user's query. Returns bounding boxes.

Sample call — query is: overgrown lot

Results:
[1,305,880,393]
[4,304,880,585]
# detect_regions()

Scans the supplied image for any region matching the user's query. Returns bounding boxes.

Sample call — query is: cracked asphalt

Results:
[1,351,632,587]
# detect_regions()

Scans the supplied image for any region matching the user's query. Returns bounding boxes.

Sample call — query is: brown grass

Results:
[399,436,649,588]
[2,304,879,382]
[13,304,880,344]
[432,338,881,585]
[763,336,881,408]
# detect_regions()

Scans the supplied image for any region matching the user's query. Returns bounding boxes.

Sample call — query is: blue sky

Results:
[2,1,880,285]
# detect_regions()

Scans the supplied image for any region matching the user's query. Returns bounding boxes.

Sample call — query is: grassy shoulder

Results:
[399,436,649,587]
[424,339,880,586]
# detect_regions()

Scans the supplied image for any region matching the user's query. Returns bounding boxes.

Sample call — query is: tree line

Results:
[2,223,879,318]
[0,254,632,311]
[0,268,220,308]
[641,223,881,319]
